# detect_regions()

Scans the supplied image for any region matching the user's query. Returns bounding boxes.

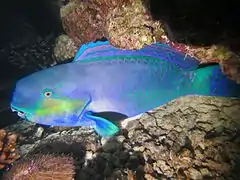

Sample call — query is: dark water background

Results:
[0,0,65,127]
[0,0,239,128]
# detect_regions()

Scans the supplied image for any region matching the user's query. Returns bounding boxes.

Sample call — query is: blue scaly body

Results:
[10,41,240,137]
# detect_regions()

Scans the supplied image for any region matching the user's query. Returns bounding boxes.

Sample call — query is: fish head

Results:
[10,65,91,126]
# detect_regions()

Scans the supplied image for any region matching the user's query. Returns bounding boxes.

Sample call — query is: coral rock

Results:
[220,54,240,84]
[60,0,240,82]
[105,0,165,49]
[53,34,78,61]
[60,0,165,49]
[160,35,240,82]
[0,129,20,170]
[3,154,75,180]
[61,1,106,46]
[83,0,128,8]
[159,35,234,64]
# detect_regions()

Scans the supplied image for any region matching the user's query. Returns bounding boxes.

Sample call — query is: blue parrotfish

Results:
[10,40,240,137]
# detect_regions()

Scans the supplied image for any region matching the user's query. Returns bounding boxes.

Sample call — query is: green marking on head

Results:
[35,98,85,116]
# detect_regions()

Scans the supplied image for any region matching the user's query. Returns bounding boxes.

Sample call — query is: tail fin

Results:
[191,65,240,98]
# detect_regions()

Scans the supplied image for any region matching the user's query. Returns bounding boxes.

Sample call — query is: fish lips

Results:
[10,104,28,119]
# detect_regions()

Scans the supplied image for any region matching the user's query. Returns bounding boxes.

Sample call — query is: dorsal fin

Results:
[73,40,199,70]
[73,41,111,61]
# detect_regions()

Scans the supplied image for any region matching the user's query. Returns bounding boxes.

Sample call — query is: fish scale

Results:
[69,55,192,117]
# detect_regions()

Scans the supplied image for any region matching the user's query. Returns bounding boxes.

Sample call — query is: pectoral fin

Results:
[85,112,120,137]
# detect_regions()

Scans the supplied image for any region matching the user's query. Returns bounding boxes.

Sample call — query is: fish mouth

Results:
[10,104,27,119]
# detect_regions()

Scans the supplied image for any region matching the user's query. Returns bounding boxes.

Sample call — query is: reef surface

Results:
[0,0,240,179]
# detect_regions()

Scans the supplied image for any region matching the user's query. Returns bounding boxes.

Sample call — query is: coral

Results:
[83,0,128,8]
[159,35,240,82]
[60,0,239,82]
[159,35,234,64]
[105,0,165,49]
[3,154,75,180]
[0,129,20,170]
[60,0,165,49]
[60,0,133,46]
[60,1,106,46]
[53,34,78,61]
[60,0,237,65]
[220,54,240,84]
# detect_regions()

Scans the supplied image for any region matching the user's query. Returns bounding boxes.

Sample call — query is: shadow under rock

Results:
[75,137,146,180]
[31,141,86,158]
[17,132,146,179]
[0,0,64,45]
[232,153,240,179]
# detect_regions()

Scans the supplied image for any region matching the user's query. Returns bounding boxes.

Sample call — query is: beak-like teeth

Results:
[11,105,26,118]
[11,107,16,112]
[17,111,25,118]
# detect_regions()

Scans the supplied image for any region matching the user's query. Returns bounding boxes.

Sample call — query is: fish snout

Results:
[10,104,27,118]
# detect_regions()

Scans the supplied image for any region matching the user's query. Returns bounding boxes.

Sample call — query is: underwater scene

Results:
[0,0,240,179]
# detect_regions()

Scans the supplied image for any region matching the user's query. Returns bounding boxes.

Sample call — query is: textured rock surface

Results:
[53,34,78,61]
[59,0,240,82]
[60,1,106,45]
[105,0,164,50]
[60,0,165,50]
[220,54,240,84]
[3,154,75,180]
[0,1,240,179]
[0,129,20,170]
[2,96,240,179]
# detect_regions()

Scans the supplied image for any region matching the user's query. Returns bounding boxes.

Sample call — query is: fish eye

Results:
[44,91,52,97]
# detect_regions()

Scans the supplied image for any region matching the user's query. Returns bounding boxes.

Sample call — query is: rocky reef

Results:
[1,96,240,179]
[59,0,240,83]
[0,0,240,179]
[1,0,240,82]
[3,154,75,180]
[0,129,20,170]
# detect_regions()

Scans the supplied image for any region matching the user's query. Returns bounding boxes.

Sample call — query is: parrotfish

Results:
[10,41,240,137]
